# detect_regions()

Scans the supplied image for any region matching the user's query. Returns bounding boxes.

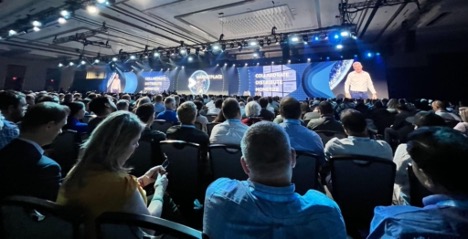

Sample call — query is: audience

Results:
[368,127,468,238]
[0,90,25,149]
[57,111,170,238]
[307,101,345,133]
[64,101,88,134]
[194,100,209,132]
[0,102,69,201]
[210,98,248,145]
[279,97,324,160]
[87,96,117,133]
[116,99,130,111]
[242,101,262,126]
[393,111,446,204]
[204,122,346,238]
[135,103,167,163]
[453,107,468,135]
[153,94,165,114]
[156,97,178,124]
[258,97,275,121]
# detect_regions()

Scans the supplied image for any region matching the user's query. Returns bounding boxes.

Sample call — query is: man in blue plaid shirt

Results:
[0,90,26,149]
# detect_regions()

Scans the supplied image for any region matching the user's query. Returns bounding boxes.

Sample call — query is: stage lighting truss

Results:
[0,0,115,40]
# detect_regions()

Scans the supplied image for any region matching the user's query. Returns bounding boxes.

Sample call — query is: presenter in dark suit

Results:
[0,102,69,201]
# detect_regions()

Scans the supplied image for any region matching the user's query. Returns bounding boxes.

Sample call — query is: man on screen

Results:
[344,62,377,99]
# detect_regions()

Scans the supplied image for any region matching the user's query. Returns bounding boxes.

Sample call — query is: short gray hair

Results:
[241,121,291,178]
[245,101,261,117]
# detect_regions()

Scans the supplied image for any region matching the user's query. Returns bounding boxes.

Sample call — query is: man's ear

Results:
[240,157,250,175]
[290,149,297,168]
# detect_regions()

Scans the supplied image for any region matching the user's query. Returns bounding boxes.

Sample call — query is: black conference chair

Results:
[209,144,246,181]
[0,196,83,239]
[159,140,201,218]
[292,151,320,195]
[48,129,82,177]
[329,155,396,237]
[206,122,219,137]
[314,130,346,145]
[96,212,203,239]
[125,140,155,177]
[151,120,173,133]
[407,163,432,207]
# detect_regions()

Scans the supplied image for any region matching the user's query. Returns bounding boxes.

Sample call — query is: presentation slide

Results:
[103,59,388,99]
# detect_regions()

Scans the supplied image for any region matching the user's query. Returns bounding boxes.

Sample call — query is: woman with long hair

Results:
[56,111,168,238]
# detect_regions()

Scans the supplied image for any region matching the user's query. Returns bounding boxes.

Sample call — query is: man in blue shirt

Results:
[278,97,324,164]
[204,122,346,239]
[156,97,178,124]
[368,127,468,238]
[0,90,26,149]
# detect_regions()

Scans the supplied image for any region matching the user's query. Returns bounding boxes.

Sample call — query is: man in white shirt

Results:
[344,62,377,100]
[210,98,248,145]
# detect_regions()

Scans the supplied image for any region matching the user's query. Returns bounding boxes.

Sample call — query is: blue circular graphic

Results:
[188,70,211,95]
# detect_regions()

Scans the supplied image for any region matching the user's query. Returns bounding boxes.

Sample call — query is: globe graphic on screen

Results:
[188,70,211,95]
[329,59,354,90]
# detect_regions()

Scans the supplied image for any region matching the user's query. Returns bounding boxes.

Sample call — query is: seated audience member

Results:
[207,98,223,116]
[432,100,461,123]
[393,111,446,204]
[279,97,324,160]
[36,94,60,103]
[166,101,209,152]
[57,111,169,238]
[64,101,88,134]
[368,127,468,238]
[153,94,165,115]
[384,103,414,145]
[116,99,129,111]
[203,122,346,239]
[0,102,69,201]
[307,101,345,133]
[302,100,321,121]
[454,107,468,135]
[210,98,248,145]
[258,97,275,121]
[194,100,208,132]
[325,109,392,160]
[87,96,117,134]
[241,101,262,126]
[135,103,166,163]
[0,90,26,149]
[156,97,178,124]
[212,109,226,123]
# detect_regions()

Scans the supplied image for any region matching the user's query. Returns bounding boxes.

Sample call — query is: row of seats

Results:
[0,196,204,239]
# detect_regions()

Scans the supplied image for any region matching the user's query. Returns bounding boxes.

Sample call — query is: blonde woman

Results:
[56,111,168,238]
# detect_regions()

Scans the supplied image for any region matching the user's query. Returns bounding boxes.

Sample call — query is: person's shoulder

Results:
[206,178,244,196]
[165,125,181,135]
[300,190,343,213]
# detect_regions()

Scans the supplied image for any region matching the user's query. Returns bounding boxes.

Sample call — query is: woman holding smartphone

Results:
[56,111,169,238]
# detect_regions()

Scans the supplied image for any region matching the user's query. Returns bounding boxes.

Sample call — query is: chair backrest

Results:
[49,129,81,177]
[125,140,155,177]
[96,212,203,239]
[0,196,83,239]
[292,151,320,195]
[209,144,246,181]
[159,140,201,212]
[330,155,396,230]
[314,130,346,145]
[407,164,432,207]
[194,122,203,131]
[206,122,219,137]
[151,120,173,133]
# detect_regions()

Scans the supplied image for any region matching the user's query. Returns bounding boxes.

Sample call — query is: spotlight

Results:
[60,10,70,18]
[287,59,291,64]
[307,58,311,62]
[58,63,64,67]
[33,27,41,32]
[81,60,86,65]
[366,52,373,58]
[58,17,67,24]
[256,63,260,66]
[354,54,358,58]
[8,30,17,36]
[314,36,319,41]
[212,45,220,51]
[154,52,160,57]
[69,62,74,66]
[245,63,248,66]
[271,61,275,64]
[291,36,300,42]
[303,42,308,45]
[340,31,350,37]
[376,52,381,56]
[130,55,136,60]
[182,66,185,69]
[94,59,100,64]
[112,57,118,62]
[253,53,259,58]
[87,5,99,14]
[249,41,257,47]
[336,44,344,50]
[180,49,187,54]
[97,0,106,3]
[224,63,228,66]
[32,21,42,27]
[334,34,340,39]
[216,63,219,67]
[188,56,193,62]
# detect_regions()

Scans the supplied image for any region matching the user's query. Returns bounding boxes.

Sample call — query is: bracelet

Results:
[152,197,164,203]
